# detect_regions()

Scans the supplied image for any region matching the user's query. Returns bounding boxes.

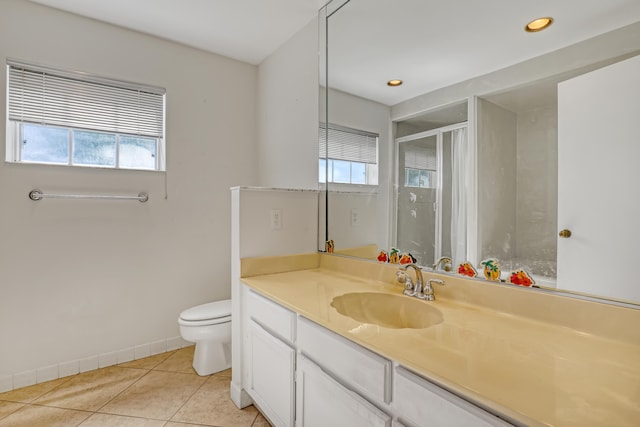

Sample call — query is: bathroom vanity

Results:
[234,253,640,427]
[244,285,513,427]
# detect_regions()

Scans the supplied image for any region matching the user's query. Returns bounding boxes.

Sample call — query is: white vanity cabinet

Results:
[246,290,296,427]
[296,354,391,427]
[240,286,516,427]
[393,367,514,427]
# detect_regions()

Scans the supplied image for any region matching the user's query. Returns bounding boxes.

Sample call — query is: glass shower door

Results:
[396,134,438,267]
[394,125,468,268]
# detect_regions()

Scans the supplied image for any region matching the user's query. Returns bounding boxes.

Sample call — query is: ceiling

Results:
[328,0,640,105]
[27,0,640,106]
[28,0,324,65]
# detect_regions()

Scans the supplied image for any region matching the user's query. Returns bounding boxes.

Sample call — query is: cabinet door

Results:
[296,354,391,427]
[394,367,513,427]
[249,320,295,427]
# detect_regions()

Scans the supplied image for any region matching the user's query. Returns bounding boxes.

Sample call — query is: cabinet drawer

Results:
[297,316,391,404]
[248,290,296,344]
[394,367,514,427]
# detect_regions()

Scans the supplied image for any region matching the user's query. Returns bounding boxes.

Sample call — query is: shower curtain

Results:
[450,127,468,265]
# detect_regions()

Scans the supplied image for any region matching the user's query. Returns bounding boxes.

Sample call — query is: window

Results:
[403,143,436,188]
[6,60,166,170]
[404,167,435,188]
[319,124,378,185]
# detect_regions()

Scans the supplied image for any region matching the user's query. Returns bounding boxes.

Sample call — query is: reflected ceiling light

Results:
[525,17,554,32]
[387,79,403,87]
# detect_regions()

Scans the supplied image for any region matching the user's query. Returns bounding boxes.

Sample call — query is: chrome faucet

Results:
[397,264,445,301]
[398,264,435,300]
[432,256,452,272]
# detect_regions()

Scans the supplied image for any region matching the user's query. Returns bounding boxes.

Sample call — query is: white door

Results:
[557,54,640,302]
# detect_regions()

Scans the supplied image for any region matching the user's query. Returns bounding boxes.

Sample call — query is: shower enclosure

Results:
[394,124,469,267]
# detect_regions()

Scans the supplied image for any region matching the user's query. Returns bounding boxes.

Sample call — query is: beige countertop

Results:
[240,261,640,427]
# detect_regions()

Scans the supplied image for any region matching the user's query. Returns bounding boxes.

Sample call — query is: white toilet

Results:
[178,299,232,376]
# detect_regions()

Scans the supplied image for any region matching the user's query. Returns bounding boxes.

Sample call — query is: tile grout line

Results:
[0,402,95,426]
[9,368,153,417]
[0,350,254,427]
[0,349,176,406]
[0,402,26,423]
[164,371,214,424]
[89,349,178,416]
[0,352,181,426]
[92,350,201,422]
[76,410,169,426]
[0,372,79,406]
[91,366,155,415]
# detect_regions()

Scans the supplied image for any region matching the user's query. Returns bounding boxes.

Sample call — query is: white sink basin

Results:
[330,292,443,329]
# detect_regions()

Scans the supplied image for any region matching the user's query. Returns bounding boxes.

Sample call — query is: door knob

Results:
[559,229,572,238]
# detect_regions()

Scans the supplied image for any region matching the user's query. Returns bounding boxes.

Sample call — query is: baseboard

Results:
[0,336,192,393]
[230,380,253,409]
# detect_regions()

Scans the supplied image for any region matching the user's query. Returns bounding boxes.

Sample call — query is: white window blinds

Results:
[404,145,436,170]
[7,61,165,138]
[319,124,378,164]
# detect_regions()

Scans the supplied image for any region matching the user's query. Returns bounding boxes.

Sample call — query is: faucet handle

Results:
[415,278,445,301]
[428,279,445,287]
[397,271,415,295]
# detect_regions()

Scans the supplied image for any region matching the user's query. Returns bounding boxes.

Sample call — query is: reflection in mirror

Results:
[395,123,469,269]
[477,85,558,283]
[319,0,640,306]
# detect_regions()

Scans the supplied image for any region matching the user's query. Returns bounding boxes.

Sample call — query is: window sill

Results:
[319,183,379,194]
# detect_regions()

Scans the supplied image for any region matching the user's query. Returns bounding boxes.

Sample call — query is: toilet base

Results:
[192,340,232,376]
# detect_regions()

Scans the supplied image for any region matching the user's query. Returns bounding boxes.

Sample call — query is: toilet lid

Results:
[179,299,231,322]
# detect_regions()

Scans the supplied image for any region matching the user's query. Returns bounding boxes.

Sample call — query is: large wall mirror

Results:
[319,0,640,306]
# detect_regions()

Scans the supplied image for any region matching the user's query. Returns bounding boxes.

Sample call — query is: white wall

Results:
[321,88,392,252]
[475,99,558,278]
[318,190,379,255]
[0,0,258,384]
[476,99,517,263]
[235,189,319,259]
[257,18,319,190]
[230,187,318,408]
[515,105,558,273]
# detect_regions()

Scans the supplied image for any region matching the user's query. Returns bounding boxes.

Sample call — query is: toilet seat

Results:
[179,300,231,326]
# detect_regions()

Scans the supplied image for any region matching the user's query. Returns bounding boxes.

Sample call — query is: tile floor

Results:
[0,347,271,427]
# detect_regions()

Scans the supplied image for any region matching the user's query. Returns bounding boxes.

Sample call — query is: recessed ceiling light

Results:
[525,17,554,32]
[387,79,403,87]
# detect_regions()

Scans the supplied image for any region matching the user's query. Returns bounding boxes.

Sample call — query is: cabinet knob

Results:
[559,229,572,238]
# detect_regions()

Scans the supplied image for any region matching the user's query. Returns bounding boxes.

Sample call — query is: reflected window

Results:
[404,167,435,188]
[402,139,436,188]
[319,123,378,185]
